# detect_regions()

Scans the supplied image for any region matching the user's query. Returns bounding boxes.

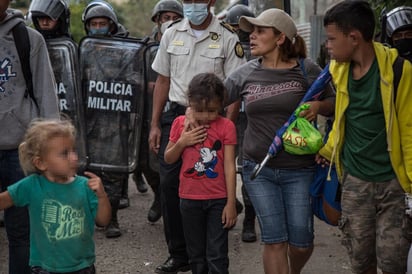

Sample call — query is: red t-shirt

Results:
[169,116,237,200]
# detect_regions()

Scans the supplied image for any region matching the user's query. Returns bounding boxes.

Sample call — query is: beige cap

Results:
[239,8,297,41]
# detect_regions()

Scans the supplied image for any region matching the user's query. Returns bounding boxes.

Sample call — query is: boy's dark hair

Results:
[188,73,225,108]
[324,0,375,42]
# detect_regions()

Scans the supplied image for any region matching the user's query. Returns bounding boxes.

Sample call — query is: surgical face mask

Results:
[160,20,173,34]
[88,26,110,36]
[183,3,209,26]
[394,38,412,61]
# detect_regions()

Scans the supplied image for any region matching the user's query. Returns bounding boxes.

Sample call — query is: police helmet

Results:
[151,0,183,23]
[386,6,412,38]
[29,0,71,38]
[82,1,119,35]
[225,4,255,26]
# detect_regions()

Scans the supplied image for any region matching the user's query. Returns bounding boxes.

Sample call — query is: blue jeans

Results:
[0,149,30,274]
[242,159,314,247]
[180,198,229,274]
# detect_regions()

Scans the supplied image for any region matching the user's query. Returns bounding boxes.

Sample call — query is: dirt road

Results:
[0,175,352,273]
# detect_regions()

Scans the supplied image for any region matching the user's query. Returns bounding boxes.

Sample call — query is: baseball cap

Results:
[239,8,297,41]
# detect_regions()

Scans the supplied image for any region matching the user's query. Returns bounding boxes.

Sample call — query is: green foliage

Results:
[10,0,30,8]
[69,2,88,43]
[368,0,412,34]
[116,0,156,38]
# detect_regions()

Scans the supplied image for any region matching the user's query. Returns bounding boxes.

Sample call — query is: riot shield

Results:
[143,42,160,173]
[46,38,87,171]
[79,36,145,173]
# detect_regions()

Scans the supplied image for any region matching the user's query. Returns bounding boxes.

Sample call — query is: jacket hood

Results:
[0,9,25,35]
[373,42,399,86]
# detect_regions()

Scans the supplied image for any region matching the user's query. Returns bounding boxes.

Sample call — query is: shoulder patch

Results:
[220,21,235,33]
[234,42,244,58]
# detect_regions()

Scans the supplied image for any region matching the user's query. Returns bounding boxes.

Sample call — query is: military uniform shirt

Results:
[152,16,246,106]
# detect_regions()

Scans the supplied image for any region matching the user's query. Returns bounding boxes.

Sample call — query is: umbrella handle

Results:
[250,154,272,180]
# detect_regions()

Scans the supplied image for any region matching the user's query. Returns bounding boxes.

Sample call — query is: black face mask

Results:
[236,30,250,43]
[394,38,412,61]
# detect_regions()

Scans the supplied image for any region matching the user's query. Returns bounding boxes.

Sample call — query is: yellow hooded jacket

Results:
[319,42,412,193]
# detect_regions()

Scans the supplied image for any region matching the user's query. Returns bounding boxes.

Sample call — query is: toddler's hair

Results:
[18,119,76,175]
[187,73,225,107]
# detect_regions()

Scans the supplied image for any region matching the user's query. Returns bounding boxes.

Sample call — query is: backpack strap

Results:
[298,57,308,80]
[392,55,404,102]
[12,22,36,107]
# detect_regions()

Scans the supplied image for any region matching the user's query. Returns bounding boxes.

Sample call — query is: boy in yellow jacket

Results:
[317,1,412,273]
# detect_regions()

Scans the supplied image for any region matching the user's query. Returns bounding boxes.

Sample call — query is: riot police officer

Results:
[29,0,88,173]
[150,0,183,42]
[224,3,257,243]
[386,6,412,61]
[225,4,254,44]
[29,0,71,39]
[81,0,129,238]
[130,0,184,224]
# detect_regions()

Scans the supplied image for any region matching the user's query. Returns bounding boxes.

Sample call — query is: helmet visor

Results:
[386,7,412,37]
[30,0,66,21]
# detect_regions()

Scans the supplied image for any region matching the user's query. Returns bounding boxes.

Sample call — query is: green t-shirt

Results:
[342,59,395,182]
[8,174,98,272]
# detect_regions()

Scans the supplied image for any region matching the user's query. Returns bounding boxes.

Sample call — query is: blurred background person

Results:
[124,0,184,227]
[81,0,129,239]
[385,6,412,61]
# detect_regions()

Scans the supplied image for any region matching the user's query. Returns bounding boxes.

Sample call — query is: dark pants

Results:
[0,149,30,274]
[134,118,160,189]
[158,104,188,262]
[180,199,229,274]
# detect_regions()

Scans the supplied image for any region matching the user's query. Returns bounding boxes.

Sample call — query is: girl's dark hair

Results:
[187,73,225,107]
[324,0,375,42]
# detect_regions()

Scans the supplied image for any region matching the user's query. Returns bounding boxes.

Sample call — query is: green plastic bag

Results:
[282,104,323,155]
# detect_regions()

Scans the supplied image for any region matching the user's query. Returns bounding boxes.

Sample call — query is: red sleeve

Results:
[169,116,185,143]
[222,118,237,145]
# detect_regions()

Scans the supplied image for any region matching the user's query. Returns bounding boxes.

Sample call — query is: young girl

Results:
[0,119,111,274]
[164,73,237,274]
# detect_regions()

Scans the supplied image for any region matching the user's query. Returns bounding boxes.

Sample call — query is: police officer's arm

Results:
[149,74,170,153]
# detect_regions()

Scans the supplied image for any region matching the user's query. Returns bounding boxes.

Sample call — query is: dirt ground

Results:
[0,175,352,273]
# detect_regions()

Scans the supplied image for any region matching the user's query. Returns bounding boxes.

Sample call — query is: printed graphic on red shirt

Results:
[184,140,222,179]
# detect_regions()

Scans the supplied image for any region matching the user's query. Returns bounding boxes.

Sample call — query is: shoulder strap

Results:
[392,56,404,102]
[12,22,36,107]
[298,57,308,80]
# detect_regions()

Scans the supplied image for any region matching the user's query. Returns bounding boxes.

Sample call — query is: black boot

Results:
[133,170,148,193]
[236,198,244,216]
[106,200,121,238]
[119,178,130,209]
[147,187,161,223]
[241,185,257,242]
[242,204,257,242]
